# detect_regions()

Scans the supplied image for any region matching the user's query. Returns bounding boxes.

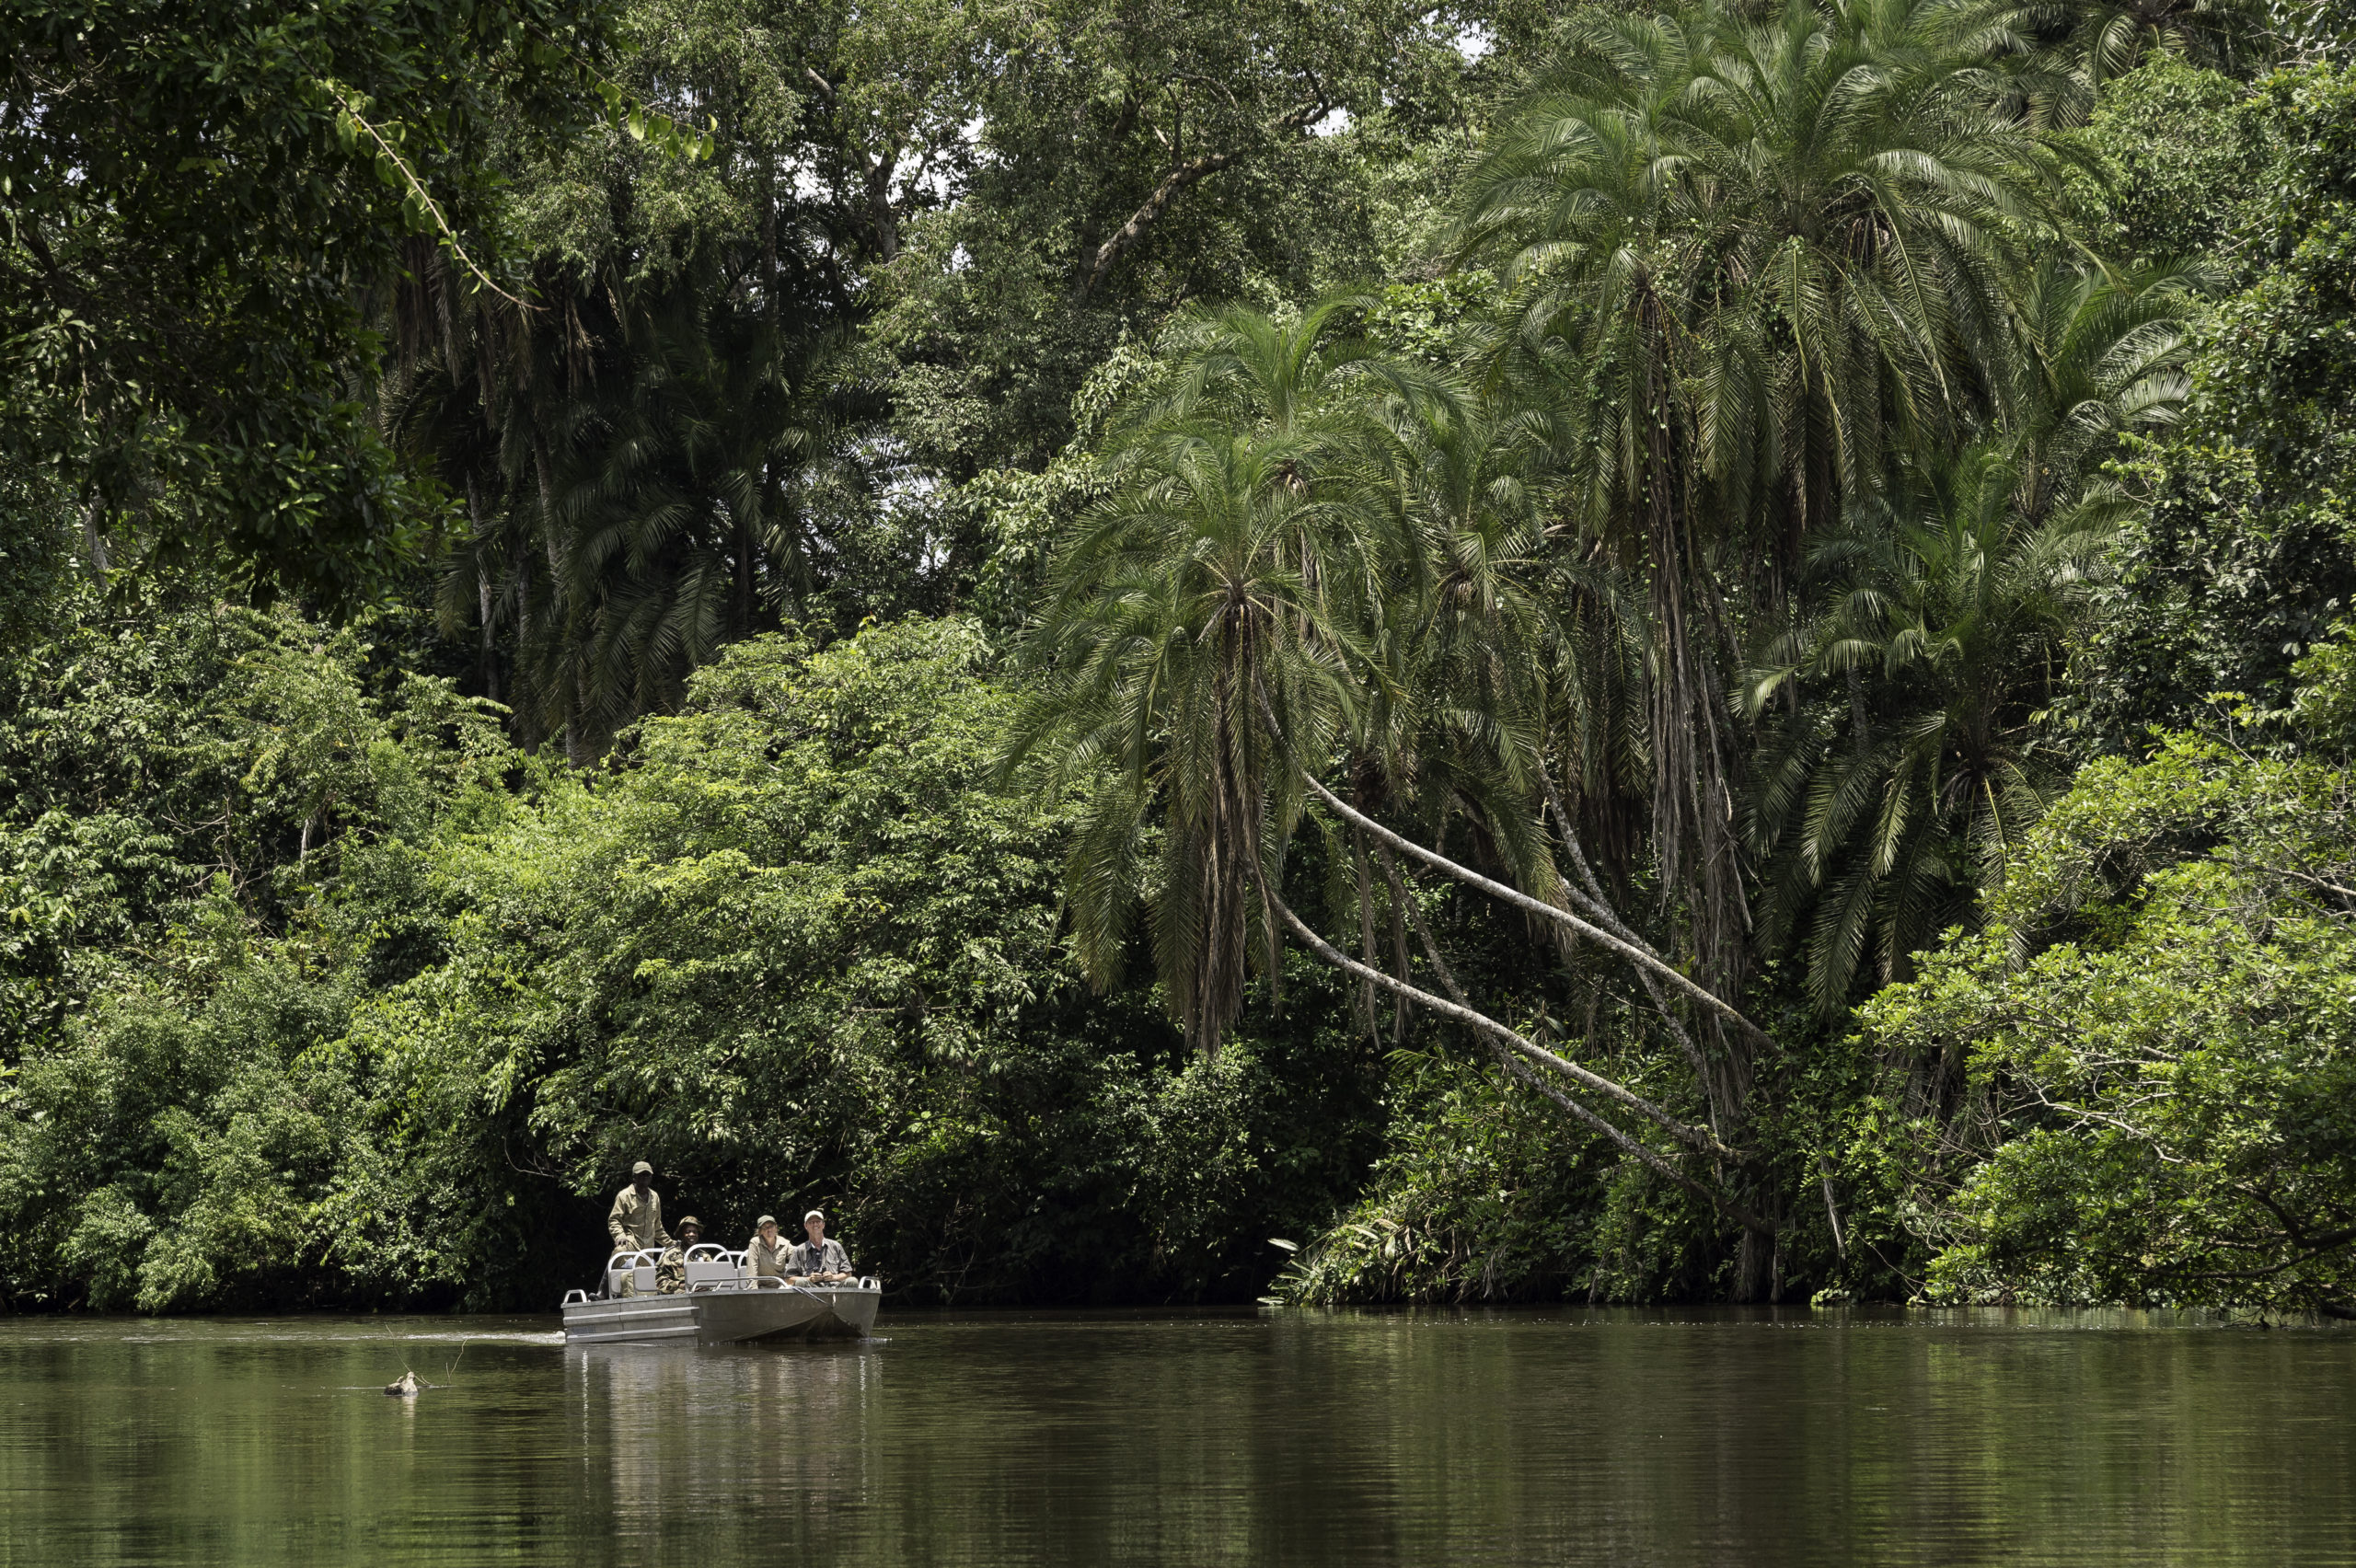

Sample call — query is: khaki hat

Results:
[756,1215,778,1228]
[677,1216,701,1231]
[803,1209,826,1223]
[631,1160,654,1175]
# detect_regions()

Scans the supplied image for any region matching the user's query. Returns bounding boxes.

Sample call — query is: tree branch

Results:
[1080,90,1331,303]
[1080,151,1236,302]
[1280,892,1769,1234]
[1273,894,1752,1175]
[1542,775,1716,1092]
[1300,767,1769,1044]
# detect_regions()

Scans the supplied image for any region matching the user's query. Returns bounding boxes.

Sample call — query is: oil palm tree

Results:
[1987,0,2276,120]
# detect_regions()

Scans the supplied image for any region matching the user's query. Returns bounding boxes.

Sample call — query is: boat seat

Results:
[684,1260,736,1288]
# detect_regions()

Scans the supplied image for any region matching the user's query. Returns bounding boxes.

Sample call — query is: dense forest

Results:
[2,0,2352,1315]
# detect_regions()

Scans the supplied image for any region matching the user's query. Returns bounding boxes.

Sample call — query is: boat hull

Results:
[561,1285,880,1345]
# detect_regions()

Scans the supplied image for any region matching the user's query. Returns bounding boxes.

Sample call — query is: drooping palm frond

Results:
[1741,442,2122,1012]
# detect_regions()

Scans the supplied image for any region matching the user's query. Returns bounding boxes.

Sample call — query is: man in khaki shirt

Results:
[606,1160,674,1256]
[786,1209,854,1284]
[742,1215,791,1279]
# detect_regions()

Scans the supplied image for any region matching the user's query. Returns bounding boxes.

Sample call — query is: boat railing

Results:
[602,1248,664,1297]
[581,1246,884,1303]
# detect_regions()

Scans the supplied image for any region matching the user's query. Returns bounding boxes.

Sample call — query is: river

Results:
[1,1308,2349,1565]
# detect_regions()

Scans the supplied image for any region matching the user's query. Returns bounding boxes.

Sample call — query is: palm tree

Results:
[1010,301,1782,1262]
[1008,304,1403,1051]
[2007,258,2198,526]
[1739,258,2192,1010]
[1980,0,2276,121]
[1740,445,2108,1010]
[1457,0,2065,1030]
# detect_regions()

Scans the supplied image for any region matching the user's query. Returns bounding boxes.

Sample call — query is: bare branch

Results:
[1281,894,1765,1231]
[1542,776,1716,1091]
[1301,768,1769,1044]
[1080,151,1236,302]
[1273,894,1750,1170]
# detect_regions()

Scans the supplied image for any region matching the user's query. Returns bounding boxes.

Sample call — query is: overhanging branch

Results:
[1272,896,1767,1235]
[1080,93,1331,303]
[1300,768,1768,1044]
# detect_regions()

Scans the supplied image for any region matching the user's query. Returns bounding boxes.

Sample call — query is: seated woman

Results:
[742,1215,790,1279]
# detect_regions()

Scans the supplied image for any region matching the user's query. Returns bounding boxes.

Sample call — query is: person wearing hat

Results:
[785,1209,854,1284]
[742,1215,791,1280]
[606,1160,675,1258]
[655,1216,704,1295]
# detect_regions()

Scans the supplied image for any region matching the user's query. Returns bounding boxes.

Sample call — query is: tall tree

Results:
[387,0,837,755]
[1740,259,2194,1010]
[0,0,621,603]
[1010,301,1784,1280]
[1454,0,2064,1078]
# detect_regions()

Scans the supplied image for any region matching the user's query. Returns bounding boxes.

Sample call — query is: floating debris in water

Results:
[385,1370,422,1397]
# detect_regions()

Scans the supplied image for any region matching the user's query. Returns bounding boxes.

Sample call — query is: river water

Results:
[1,1308,2350,1566]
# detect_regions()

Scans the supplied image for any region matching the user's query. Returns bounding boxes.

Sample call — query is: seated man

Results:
[785,1208,854,1284]
[743,1215,790,1280]
[655,1216,704,1295]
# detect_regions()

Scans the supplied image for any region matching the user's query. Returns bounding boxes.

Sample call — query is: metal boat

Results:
[561,1246,881,1345]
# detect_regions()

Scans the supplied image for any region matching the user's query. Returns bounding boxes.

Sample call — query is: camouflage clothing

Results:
[787,1237,852,1277]
[606,1183,672,1254]
[655,1244,688,1295]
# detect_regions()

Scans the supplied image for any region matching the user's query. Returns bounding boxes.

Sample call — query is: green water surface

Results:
[1,1308,2349,1565]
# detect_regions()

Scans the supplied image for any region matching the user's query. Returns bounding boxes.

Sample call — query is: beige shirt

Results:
[606,1185,670,1252]
[743,1233,791,1277]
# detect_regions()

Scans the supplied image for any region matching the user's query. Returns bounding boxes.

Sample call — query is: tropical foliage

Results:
[0,608,1378,1309]
[1858,664,2356,1312]
[5,0,2356,1316]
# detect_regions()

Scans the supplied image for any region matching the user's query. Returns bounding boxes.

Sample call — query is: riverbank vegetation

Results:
[3,0,2353,1315]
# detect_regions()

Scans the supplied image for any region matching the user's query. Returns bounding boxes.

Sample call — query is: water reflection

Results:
[571,1340,883,1548]
[0,1309,2350,1567]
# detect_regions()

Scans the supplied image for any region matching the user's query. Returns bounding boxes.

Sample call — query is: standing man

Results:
[743,1215,791,1280]
[787,1208,854,1284]
[606,1159,674,1257]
